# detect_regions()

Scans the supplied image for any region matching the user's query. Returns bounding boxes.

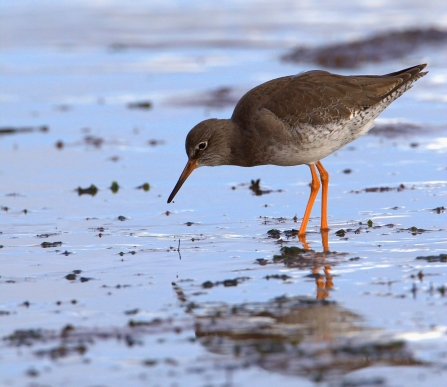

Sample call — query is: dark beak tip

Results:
[167,159,197,205]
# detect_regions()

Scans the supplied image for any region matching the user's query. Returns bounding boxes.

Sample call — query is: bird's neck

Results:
[222,120,262,167]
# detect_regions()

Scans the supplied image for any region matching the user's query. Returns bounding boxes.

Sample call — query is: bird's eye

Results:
[197,141,207,150]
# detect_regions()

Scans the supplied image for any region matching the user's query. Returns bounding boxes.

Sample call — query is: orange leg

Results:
[298,234,310,250]
[316,161,329,232]
[298,164,320,236]
[321,229,329,252]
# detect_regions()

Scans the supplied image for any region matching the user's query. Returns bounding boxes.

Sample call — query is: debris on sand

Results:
[127,101,153,110]
[282,28,447,68]
[351,184,407,194]
[0,126,48,135]
[76,184,98,196]
[166,87,241,109]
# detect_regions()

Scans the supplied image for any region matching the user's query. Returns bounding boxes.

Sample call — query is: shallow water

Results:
[1,1,447,386]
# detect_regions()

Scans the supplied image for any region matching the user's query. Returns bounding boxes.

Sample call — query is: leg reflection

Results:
[298,229,330,252]
[314,264,333,300]
[298,231,333,300]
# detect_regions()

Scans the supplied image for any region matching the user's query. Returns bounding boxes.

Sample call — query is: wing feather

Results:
[231,65,427,128]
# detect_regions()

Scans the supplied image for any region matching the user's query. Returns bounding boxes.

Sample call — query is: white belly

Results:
[267,115,377,166]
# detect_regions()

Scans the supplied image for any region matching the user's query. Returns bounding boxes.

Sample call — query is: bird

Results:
[167,64,428,237]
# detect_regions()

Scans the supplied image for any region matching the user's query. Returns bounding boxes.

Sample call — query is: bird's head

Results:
[167,119,234,203]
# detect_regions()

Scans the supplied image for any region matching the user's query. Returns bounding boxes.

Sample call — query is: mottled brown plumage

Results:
[168,64,427,238]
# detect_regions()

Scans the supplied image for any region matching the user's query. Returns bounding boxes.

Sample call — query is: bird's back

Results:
[232,64,427,129]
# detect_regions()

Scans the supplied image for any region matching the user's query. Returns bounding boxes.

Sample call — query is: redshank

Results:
[168,64,427,236]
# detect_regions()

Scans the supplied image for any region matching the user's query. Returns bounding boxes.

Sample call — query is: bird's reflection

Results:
[172,290,420,382]
[172,238,421,382]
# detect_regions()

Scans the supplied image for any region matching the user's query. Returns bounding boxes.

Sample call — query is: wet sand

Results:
[1,1,447,386]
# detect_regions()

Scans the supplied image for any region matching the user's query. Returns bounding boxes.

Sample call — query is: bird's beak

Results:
[167,159,198,203]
